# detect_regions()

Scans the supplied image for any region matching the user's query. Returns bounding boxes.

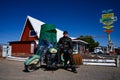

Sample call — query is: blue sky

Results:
[0,0,120,47]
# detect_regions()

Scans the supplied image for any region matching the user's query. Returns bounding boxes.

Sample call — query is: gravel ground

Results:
[0,58,120,80]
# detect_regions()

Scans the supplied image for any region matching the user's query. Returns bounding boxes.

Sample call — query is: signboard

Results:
[103,25,113,29]
[102,13,114,19]
[100,12,117,26]
[104,29,113,34]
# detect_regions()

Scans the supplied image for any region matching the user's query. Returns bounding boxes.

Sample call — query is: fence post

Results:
[116,55,120,67]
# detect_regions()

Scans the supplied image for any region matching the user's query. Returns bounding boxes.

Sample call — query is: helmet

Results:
[63,31,68,34]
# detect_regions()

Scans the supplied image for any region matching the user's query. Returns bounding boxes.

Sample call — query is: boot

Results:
[71,67,77,73]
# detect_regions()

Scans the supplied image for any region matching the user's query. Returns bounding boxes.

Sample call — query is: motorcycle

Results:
[24,45,58,72]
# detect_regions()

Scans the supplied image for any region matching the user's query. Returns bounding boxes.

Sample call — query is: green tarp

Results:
[39,24,57,46]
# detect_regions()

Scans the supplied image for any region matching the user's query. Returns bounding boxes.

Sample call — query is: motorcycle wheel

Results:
[25,62,41,72]
[25,64,36,72]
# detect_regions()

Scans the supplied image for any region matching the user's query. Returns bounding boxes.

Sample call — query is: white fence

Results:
[82,55,120,67]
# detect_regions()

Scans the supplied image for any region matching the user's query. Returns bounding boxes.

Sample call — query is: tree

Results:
[79,35,99,52]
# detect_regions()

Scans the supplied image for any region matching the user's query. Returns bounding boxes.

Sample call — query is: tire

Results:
[25,61,41,72]
[25,64,37,72]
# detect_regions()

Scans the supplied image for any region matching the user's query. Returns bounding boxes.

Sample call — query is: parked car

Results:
[94,47,103,54]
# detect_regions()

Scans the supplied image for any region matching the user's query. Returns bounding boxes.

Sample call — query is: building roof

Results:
[72,39,88,44]
[20,16,63,41]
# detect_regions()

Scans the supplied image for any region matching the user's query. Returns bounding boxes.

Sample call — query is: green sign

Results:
[100,12,117,27]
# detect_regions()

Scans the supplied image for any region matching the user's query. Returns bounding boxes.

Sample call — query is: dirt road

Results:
[0,58,120,80]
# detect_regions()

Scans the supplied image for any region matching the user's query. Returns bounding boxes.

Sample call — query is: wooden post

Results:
[116,55,120,67]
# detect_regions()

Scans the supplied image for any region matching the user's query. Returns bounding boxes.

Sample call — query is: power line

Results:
[93,35,107,38]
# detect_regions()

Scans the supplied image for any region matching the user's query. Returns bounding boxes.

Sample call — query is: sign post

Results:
[100,9,117,54]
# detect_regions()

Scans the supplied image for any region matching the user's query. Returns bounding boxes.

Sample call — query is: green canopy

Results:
[39,24,57,46]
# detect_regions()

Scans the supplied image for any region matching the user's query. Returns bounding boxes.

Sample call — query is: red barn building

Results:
[9,16,45,57]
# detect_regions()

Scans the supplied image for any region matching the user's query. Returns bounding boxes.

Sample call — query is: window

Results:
[30,30,37,37]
